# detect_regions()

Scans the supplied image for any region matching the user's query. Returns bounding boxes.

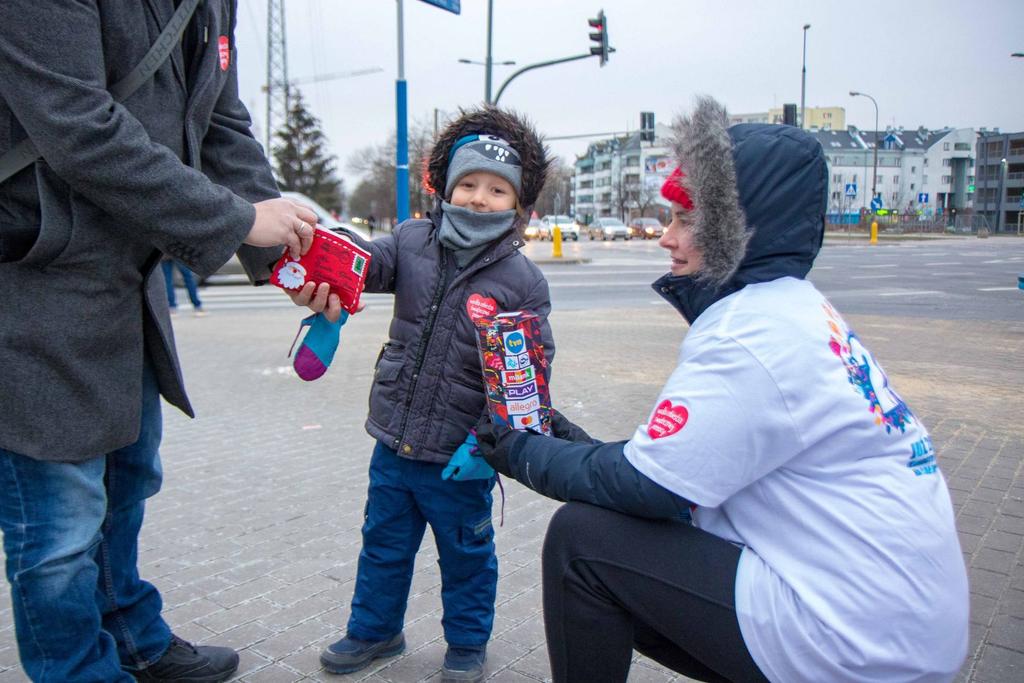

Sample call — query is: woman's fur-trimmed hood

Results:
[668,96,749,288]
[658,95,828,322]
[426,106,551,209]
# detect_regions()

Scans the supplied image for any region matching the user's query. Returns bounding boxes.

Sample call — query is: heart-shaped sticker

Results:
[466,293,498,322]
[647,399,688,439]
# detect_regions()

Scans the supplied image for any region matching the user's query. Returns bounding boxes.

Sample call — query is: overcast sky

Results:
[233,0,1024,195]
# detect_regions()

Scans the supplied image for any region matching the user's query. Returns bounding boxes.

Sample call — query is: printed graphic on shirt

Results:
[647,399,689,439]
[823,302,914,434]
[907,435,938,476]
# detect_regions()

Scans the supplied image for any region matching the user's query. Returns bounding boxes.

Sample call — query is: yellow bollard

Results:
[870,220,878,245]
[552,226,563,258]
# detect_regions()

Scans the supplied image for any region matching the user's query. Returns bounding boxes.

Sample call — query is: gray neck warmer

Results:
[438,201,517,267]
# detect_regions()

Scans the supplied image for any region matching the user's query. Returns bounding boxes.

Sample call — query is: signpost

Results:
[870,196,883,212]
[918,192,929,205]
[845,183,857,198]
[419,0,460,13]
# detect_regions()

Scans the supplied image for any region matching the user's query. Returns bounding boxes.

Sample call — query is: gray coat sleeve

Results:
[199,5,282,283]
[0,0,255,276]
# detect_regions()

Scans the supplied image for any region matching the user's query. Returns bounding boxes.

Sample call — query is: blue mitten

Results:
[288,311,349,381]
[441,433,495,481]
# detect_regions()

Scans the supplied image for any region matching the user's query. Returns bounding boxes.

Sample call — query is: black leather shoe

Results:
[129,635,239,682]
[319,632,405,674]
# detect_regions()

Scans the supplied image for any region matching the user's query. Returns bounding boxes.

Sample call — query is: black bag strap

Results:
[0,0,202,184]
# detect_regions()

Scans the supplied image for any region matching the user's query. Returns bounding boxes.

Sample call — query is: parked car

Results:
[281,191,370,241]
[540,214,580,241]
[629,217,665,239]
[587,217,631,241]
[524,217,543,240]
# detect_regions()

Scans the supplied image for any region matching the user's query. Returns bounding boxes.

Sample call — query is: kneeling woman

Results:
[472,97,969,683]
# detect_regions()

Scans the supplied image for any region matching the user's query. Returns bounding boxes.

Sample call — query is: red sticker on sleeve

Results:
[218,36,230,71]
[647,400,689,439]
[466,293,497,321]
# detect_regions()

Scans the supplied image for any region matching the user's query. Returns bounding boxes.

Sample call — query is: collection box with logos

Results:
[472,310,552,435]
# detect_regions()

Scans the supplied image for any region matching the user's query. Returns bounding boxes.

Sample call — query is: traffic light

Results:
[588,10,609,67]
[640,111,655,142]
[782,103,797,126]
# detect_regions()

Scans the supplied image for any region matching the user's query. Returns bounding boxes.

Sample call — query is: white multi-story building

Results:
[572,120,977,224]
[811,126,975,216]
[572,122,675,224]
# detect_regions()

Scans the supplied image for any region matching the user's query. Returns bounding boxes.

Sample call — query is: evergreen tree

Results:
[272,91,344,214]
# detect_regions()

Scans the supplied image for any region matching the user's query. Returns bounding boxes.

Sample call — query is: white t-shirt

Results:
[624,277,968,683]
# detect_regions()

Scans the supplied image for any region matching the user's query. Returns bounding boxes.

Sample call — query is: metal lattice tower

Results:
[265,0,289,153]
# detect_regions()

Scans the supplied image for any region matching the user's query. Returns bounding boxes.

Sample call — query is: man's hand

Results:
[245,198,318,260]
[473,415,522,476]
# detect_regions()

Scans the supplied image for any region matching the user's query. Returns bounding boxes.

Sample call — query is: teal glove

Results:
[441,433,495,481]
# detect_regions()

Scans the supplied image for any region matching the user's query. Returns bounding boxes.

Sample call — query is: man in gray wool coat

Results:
[0,1,318,680]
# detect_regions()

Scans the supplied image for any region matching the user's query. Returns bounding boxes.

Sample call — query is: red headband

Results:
[660,166,694,210]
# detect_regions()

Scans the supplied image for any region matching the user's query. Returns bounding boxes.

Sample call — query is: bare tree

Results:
[534,159,573,216]
[345,119,436,224]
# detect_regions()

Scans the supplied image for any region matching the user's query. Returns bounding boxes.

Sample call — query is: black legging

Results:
[542,503,769,683]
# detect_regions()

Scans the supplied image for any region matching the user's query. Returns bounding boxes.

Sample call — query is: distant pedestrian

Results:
[291,106,554,683]
[367,213,377,236]
[471,96,969,683]
[161,256,206,316]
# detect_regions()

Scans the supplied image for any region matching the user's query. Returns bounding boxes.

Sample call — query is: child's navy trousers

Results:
[346,441,497,648]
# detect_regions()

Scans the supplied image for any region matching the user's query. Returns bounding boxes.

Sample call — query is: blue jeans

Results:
[347,442,498,649]
[161,259,202,310]
[0,364,171,682]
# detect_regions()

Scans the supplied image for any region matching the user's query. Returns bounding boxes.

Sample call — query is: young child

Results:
[304,106,553,682]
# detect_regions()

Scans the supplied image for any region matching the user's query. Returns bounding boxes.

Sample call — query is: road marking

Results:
[811,266,834,270]
[878,290,942,297]
[924,262,961,266]
[859,263,899,269]
[978,287,1020,292]
[851,274,899,280]
[550,280,656,288]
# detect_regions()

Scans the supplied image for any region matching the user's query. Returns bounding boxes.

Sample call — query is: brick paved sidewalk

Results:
[0,305,1020,682]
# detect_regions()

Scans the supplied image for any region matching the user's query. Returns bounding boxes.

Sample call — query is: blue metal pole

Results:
[396,79,409,222]
[395,0,410,222]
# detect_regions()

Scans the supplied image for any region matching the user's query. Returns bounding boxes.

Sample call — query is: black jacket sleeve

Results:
[504,432,693,520]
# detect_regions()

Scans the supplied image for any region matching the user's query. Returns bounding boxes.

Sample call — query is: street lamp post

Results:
[850,91,879,206]
[458,58,516,103]
[998,158,1008,233]
[801,24,810,129]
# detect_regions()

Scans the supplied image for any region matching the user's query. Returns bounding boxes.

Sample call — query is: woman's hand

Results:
[286,282,365,323]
